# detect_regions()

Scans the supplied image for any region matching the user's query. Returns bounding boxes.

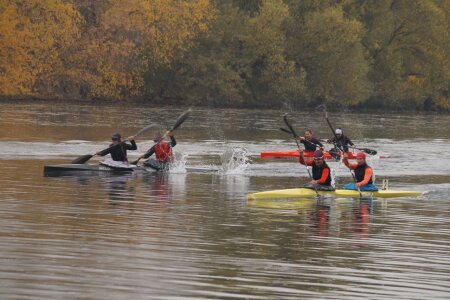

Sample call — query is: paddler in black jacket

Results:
[299,150,334,191]
[96,133,137,162]
[297,129,324,152]
[327,128,354,152]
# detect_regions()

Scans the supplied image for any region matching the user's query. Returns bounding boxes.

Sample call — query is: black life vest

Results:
[312,163,332,185]
[354,163,373,184]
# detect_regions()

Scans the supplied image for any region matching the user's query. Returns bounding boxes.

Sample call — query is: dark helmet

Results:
[153,132,163,142]
[111,133,121,141]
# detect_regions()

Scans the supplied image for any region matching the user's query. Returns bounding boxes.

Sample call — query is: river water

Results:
[0,102,449,299]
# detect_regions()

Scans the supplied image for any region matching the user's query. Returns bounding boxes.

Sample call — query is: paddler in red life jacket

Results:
[297,129,324,152]
[299,150,335,191]
[342,152,378,191]
[139,131,176,170]
[96,133,137,162]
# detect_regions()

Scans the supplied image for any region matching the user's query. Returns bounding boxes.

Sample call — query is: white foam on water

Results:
[168,152,188,174]
[220,147,251,175]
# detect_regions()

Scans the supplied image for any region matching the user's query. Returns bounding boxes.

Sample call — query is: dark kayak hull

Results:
[43,164,219,176]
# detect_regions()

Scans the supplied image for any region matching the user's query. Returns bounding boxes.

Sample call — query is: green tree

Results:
[287,5,371,106]
[147,0,306,108]
[348,0,449,109]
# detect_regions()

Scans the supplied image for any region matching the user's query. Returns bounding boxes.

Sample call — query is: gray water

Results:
[0,102,449,299]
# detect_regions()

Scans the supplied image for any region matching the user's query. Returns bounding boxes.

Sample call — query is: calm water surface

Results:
[0,102,449,299]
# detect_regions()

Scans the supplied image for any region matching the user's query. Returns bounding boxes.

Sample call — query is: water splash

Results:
[330,167,337,188]
[220,147,251,175]
[168,152,187,174]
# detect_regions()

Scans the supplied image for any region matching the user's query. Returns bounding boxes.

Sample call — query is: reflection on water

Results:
[0,102,449,299]
[104,175,134,203]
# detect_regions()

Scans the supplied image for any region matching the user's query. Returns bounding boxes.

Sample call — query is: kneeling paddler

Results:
[342,152,378,191]
[299,150,334,191]
[138,131,176,171]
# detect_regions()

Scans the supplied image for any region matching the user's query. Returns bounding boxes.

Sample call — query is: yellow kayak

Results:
[246,188,422,200]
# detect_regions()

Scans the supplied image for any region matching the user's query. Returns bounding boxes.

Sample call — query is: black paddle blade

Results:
[130,158,141,165]
[71,154,94,164]
[280,127,292,134]
[171,109,191,131]
[134,123,157,138]
[283,114,298,137]
[360,148,377,155]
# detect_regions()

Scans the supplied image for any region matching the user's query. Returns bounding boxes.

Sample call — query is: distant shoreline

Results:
[0,96,448,114]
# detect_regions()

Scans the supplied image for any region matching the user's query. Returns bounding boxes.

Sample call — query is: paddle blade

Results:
[280,127,292,134]
[361,148,377,155]
[171,109,191,131]
[71,154,94,164]
[283,114,298,137]
[134,123,157,138]
[130,158,141,165]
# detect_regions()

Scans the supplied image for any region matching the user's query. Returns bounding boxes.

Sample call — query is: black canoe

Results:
[43,164,220,176]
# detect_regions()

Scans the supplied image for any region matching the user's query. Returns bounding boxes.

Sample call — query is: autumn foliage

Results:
[0,0,448,111]
[0,0,213,100]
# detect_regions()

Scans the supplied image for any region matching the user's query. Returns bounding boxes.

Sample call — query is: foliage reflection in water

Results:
[0,103,449,299]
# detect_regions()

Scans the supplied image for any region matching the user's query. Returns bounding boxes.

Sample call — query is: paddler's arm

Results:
[347,137,354,148]
[314,138,324,148]
[299,152,313,166]
[357,167,373,187]
[166,131,176,147]
[298,136,306,146]
[96,144,114,156]
[343,153,356,169]
[125,136,137,150]
[312,168,329,185]
[141,146,155,159]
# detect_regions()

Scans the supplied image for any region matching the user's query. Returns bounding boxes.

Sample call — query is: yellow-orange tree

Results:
[0,0,214,100]
[0,0,81,96]
[64,0,214,100]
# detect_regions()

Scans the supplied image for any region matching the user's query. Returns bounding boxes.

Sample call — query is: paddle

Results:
[320,107,377,156]
[319,138,377,156]
[130,109,191,165]
[280,127,294,135]
[283,114,302,149]
[321,107,363,198]
[353,147,377,155]
[283,114,321,198]
[71,123,156,164]
[280,127,323,150]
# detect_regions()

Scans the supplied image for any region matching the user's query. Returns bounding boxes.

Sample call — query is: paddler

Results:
[342,152,378,191]
[297,129,324,152]
[327,128,354,153]
[299,150,334,191]
[138,130,176,170]
[96,133,137,162]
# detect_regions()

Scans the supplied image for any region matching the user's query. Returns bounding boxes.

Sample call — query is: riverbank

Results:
[1,97,448,114]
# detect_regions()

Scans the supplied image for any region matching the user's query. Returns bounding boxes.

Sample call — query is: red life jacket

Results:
[153,141,173,162]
